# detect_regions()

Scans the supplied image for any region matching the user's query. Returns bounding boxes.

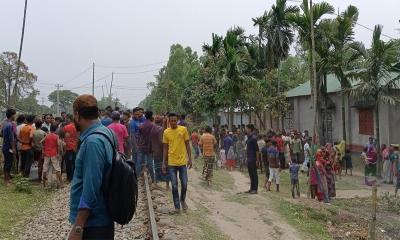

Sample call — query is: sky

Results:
[1,0,399,108]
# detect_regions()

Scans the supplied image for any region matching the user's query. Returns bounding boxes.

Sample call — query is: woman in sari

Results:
[324,143,336,199]
[363,145,377,186]
[315,149,329,203]
[382,144,393,184]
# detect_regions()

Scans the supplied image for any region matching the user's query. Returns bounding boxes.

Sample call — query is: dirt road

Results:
[186,169,302,240]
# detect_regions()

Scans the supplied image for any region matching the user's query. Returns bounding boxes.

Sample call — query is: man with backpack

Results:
[68,95,116,240]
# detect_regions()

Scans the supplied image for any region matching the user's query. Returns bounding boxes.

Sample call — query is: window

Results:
[284,110,294,130]
[359,109,374,135]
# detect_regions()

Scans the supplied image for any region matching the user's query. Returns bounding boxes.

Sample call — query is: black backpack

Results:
[86,130,138,225]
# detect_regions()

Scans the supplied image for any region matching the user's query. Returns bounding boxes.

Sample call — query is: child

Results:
[266,141,280,192]
[41,123,63,188]
[261,139,271,188]
[289,161,301,198]
[343,149,353,176]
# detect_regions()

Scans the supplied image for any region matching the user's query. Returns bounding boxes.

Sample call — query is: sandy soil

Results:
[186,169,302,240]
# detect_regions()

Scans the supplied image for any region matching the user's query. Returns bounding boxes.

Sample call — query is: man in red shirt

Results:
[63,114,78,182]
[275,132,286,169]
[42,123,63,188]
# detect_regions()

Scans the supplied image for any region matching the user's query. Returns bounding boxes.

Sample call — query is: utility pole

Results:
[109,72,114,106]
[109,72,114,97]
[92,62,95,96]
[101,85,105,99]
[12,0,28,106]
[55,83,63,117]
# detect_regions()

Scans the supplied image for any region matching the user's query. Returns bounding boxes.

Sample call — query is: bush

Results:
[14,177,32,194]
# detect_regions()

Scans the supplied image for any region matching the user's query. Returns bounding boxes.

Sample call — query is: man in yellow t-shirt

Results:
[162,113,192,212]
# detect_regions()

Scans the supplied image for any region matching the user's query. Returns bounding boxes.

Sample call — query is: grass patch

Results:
[269,194,333,240]
[172,203,229,240]
[192,157,234,191]
[225,192,251,205]
[0,177,55,240]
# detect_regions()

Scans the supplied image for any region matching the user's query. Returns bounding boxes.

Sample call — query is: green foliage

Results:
[14,177,32,194]
[48,89,79,113]
[140,44,202,114]
[0,51,38,108]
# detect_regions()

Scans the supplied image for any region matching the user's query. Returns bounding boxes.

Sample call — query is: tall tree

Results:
[0,51,37,106]
[348,25,400,177]
[289,0,334,143]
[320,5,360,143]
[48,90,78,113]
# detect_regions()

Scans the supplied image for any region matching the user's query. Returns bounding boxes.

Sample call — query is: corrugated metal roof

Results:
[286,74,341,98]
[286,72,400,98]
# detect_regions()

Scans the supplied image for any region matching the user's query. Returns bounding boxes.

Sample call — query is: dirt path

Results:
[186,169,302,240]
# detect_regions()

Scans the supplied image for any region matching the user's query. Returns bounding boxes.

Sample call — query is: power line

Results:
[67,73,112,90]
[96,61,166,69]
[114,68,161,75]
[60,65,92,85]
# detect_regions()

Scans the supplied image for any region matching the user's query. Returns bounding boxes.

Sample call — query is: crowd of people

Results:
[2,94,400,239]
[1,109,77,188]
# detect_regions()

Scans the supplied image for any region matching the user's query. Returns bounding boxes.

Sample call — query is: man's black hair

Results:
[271,140,277,146]
[26,115,35,124]
[67,114,74,121]
[55,117,62,122]
[50,123,58,132]
[205,126,212,133]
[138,107,144,111]
[145,110,153,120]
[5,108,16,119]
[246,124,255,131]
[180,114,186,120]
[61,111,66,115]
[41,126,48,132]
[35,119,43,129]
[16,114,26,124]
[132,107,141,113]
[115,106,120,111]
[168,112,178,118]
[44,113,52,118]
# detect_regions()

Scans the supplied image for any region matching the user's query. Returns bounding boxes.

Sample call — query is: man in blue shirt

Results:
[101,111,113,127]
[2,108,16,186]
[245,124,259,194]
[69,95,114,240]
[129,107,145,162]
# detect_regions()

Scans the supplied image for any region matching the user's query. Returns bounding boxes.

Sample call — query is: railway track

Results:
[141,170,161,240]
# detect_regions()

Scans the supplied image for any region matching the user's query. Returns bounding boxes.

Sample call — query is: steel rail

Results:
[143,171,159,240]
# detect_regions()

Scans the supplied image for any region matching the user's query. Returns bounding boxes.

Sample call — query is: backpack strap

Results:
[88,130,117,161]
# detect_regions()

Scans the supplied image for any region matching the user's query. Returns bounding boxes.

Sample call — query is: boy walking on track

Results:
[162,113,192,213]
[199,126,217,185]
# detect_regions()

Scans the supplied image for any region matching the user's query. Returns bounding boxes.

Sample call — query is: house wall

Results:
[288,93,400,150]
[218,112,249,129]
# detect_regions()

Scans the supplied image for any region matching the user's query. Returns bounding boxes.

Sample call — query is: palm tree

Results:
[321,5,359,143]
[349,25,400,177]
[266,0,299,70]
[289,0,334,143]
